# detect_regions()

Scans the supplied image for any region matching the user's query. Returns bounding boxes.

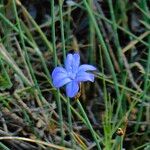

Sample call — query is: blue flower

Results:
[52,53,96,98]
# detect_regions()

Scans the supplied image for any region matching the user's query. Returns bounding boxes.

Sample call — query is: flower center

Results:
[68,72,76,80]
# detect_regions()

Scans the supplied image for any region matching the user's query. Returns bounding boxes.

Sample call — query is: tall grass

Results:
[0,0,149,149]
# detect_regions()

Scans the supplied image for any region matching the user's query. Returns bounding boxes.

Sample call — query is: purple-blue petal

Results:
[72,53,80,73]
[52,67,67,79]
[76,71,95,82]
[52,67,71,88]
[65,53,80,73]
[78,64,96,72]
[53,76,71,88]
[66,81,79,98]
[65,53,73,72]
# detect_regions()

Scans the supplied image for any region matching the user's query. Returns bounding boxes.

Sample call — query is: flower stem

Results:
[76,99,101,150]
[67,97,74,147]
[51,0,64,145]
[83,0,121,101]
[58,0,66,60]
[58,0,74,147]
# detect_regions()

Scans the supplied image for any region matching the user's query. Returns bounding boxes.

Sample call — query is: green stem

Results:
[66,6,71,45]
[83,0,121,101]
[58,0,66,60]
[51,0,64,145]
[12,0,44,103]
[67,97,74,147]
[77,99,101,150]
[134,1,150,134]
[107,0,123,69]
[17,2,53,53]
[58,0,74,147]
[88,0,95,64]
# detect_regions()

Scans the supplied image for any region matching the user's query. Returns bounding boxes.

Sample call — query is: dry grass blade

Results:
[0,136,72,150]
[0,44,31,86]
[123,31,150,53]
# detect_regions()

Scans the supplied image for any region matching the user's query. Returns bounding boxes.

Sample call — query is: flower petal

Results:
[65,53,73,72]
[65,53,80,73]
[72,53,80,73]
[76,71,95,82]
[66,81,79,98]
[52,67,67,79]
[78,64,96,72]
[52,67,71,88]
[53,76,71,88]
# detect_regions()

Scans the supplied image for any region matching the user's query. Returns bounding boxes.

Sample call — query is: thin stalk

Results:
[112,136,123,150]
[67,97,74,147]
[93,12,149,47]
[135,143,150,150]
[51,0,64,145]
[107,0,123,69]
[0,10,148,48]
[0,44,31,86]
[134,0,150,134]
[20,21,52,80]
[12,0,43,105]
[77,99,101,150]
[100,48,112,149]
[0,13,35,48]
[141,0,150,98]
[96,73,150,100]
[88,0,95,64]
[83,0,121,100]
[0,142,10,150]
[16,1,53,53]
[58,0,66,59]
[66,5,71,45]
[80,1,150,48]
[45,78,103,146]
[58,0,74,147]
[134,3,150,19]
[0,13,51,81]
[0,137,72,150]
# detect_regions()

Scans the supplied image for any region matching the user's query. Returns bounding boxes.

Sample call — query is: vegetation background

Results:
[0,0,149,149]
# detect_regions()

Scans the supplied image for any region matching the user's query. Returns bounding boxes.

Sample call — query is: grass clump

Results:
[0,0,149,149]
